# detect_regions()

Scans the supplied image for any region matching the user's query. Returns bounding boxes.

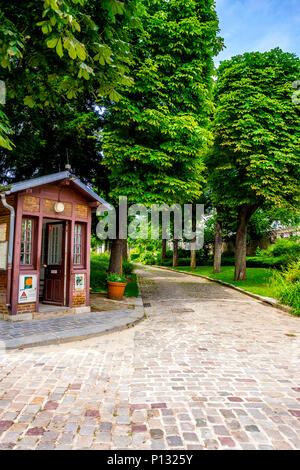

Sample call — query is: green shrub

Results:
[164,249,174,259]
[222,250,235,258]
[262,237,300,260]
[271,259,300,316]
[177,258,191,266]
[246,256,287,269]
[90,253,134,289]
[90,253,109,290]
[130,253,140,261]
[160,259,173,267]
[107,273,127,283]
[221,257,235,266]
[123,260,134,275]
[139,253,156,265]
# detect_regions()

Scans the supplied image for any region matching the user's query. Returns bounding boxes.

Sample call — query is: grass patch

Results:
[171,265,277,298]
[90,253,139,297]
[124,274,139,297]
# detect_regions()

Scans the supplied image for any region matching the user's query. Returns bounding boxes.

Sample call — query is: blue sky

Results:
[215,0,300,65]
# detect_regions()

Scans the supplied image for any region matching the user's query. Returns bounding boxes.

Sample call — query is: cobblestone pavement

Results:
[0,299,143,349]
[0,266,299,450]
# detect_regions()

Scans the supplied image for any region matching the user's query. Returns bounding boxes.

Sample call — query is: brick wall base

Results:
[17,302,36,314]
[72,274,87,307]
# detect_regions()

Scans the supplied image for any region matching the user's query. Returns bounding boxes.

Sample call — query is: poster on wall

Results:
[19,274,37,303]
[75,274,84,290]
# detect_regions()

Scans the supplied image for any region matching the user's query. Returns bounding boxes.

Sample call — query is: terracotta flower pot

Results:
[107,280,127,300]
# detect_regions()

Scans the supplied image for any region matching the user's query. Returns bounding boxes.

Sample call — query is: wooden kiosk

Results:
[0,169,110,321]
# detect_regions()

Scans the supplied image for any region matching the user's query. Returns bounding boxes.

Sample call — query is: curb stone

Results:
[151,265,292,316]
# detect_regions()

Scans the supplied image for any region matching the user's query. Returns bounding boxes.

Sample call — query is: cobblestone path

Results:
[0,266,299,450]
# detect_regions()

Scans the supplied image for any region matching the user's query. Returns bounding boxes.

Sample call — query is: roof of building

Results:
[5,170,112,210]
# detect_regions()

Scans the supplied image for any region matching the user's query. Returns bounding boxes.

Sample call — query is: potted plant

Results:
[107,273,127,300]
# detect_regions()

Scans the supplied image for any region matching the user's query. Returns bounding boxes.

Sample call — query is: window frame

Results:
[73,222,86,269]
[20,217,36,269]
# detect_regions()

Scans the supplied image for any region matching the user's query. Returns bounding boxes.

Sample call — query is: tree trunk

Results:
[122,239,128,262]
[213,219,222,273]
[234,205,257,281]
[190,218,197,270]
[161,239,167,262]
[173,240,178,267]
[190,249,197,270]
[108,237,123,275]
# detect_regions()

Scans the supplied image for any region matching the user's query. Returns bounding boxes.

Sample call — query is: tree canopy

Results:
[101,0,223,206]
[0,0,140,152]
[208,48,300,212]
[207,48,300,279]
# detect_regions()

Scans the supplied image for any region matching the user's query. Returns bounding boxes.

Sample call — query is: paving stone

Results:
[166,435,183,447]
[245,425,260,432]
[196,418,207,427]
[132,424,147,433]
[116,416,130,425]
[0,266,300,451]
[0,421,14,431]
[150,429,164,439]
[183,432,198,442]
[99,422,112,431]
[151,439,166,450]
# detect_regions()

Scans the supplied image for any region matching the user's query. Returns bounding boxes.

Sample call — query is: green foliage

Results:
[123,260,134,275]
[208,48,300,213]
[172,265,277,298]
[107,272,127,283]
[0,108,13,150]
[90,252,134,287]
[261,237,300,258]
[90,253,138,295]
[90,253,110,290]
[0,96,104,182]
[248,208,300,241]
[139,253,156,265]
[246,256,288,269]
[0,0,141,151]
[129,253,140,261]
[102,0,223,206]
[271,260,300,316]
[124,274,139,297]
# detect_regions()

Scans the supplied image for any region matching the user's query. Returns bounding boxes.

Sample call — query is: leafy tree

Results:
[101,0,223,273]
[208,48,300,280]
[0,95,105,184]
[0,0,140,152]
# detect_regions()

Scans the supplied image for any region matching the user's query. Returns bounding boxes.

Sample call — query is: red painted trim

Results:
[35,209,43,312]
[10,194,24,315]
[43,221,66,306]
[86,208,91,306]
[68,217,75,308]
[19,216,38,271]
[73,222,87,269]
[23,211,72,221]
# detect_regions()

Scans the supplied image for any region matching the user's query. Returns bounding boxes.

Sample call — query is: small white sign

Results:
[19,274,37,303]
[75,274,84,290]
